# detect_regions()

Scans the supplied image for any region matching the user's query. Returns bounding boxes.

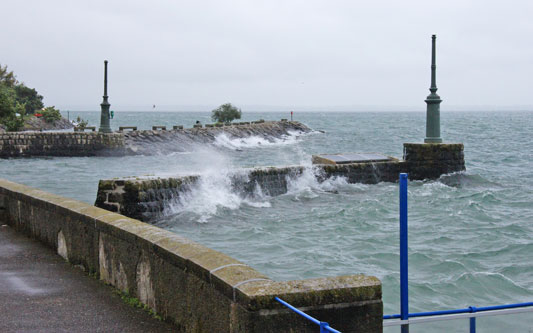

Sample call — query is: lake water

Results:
[1,110,532,332]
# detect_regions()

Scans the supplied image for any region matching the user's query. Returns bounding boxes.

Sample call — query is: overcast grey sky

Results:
[2,0,533,111]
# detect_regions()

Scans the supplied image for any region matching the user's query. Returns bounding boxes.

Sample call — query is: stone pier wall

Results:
[0,121,311,158]
[121,120,310,155]
[95,176,200,222]
[95,167,306,222]
[96,143,465,222]
[0,132,124,157]
[0,179,382,332]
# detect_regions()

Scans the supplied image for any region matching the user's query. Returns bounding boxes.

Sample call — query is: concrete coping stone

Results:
[312,153,398,165]
[74,126,96,132]
[209,263,248,274]
[403,142,463,146]
[232,278,272,301]
[119,126,137,131]
[238,275,382,310]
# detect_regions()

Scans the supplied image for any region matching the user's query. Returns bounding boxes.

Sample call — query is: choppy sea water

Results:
[1,111,532,332]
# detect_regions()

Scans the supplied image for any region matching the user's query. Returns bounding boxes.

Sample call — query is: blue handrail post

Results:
[399,173,409,333]
[320,322,330,333]
[469,306,477,333]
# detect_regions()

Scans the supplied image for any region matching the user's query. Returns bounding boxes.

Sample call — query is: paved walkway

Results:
[0,224,176,332]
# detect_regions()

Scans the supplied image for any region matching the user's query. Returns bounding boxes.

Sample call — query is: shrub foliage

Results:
[211,103,242,123]
[42,106,61,123]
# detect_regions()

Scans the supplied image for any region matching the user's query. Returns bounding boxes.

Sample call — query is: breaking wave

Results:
[164,169,271,223]
[213,130,306,150]
[164,165,351,222]
[286,166,349,199]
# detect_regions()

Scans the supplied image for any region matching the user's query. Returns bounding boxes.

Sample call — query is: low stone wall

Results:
[0,132,124,158]
[96,143,465,222]
[95,175,200,221]
[95,167,306,221]
[0,121,311,158]
[0,179,382,332]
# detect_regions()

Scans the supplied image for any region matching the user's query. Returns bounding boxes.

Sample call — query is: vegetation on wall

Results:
[75,116,89,129]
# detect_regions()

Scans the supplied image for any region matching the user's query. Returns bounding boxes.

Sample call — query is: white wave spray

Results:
[164,147,271,222]
[213,130,305,150]
[286,166,349,200]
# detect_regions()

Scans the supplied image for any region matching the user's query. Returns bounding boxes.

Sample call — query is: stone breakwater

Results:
[96,143,465,222]
[0,179,383,332]
[0,121,311,158]
[122,120,311,155]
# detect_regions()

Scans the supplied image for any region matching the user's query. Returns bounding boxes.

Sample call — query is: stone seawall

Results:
[0,121,311,158]
[0,132,124,158]
[0,179,382,332]
[96,143,465,222]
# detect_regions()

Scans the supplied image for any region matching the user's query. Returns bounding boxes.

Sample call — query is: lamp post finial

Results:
[98,60,112,133]
[424,35,442,143]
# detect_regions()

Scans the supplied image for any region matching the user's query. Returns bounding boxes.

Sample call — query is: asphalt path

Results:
[0,224,176,332]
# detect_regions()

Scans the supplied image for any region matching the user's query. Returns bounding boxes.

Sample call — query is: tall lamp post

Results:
[99,60,112,133]
[424,35,442,143]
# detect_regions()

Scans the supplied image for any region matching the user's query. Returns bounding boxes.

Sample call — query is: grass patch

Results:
[112,290,162,321]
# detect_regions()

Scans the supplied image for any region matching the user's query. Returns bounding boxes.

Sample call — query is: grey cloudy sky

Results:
[2,0,533,111]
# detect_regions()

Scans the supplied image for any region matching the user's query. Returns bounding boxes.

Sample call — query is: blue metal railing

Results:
[275,173,532,332]
[384,302,533,320]
[275,297,341,333]
[383,302,533,331]
[399,173,409,333]
[384,173,533,332]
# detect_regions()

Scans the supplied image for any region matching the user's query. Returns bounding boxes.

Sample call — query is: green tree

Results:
[0,64,18,87]
[15,84,44,114]
[211,103,242,123]
[75,116,89,129]
[41,106,61,123]
[0,85,25,131]
[0,64,62,131]
[0,84,15,119]
[2,103,25,131]
[1,64,44,115]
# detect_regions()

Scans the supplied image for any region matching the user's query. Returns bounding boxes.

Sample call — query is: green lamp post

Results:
[424,35,442,143]
[99,60,112,133]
